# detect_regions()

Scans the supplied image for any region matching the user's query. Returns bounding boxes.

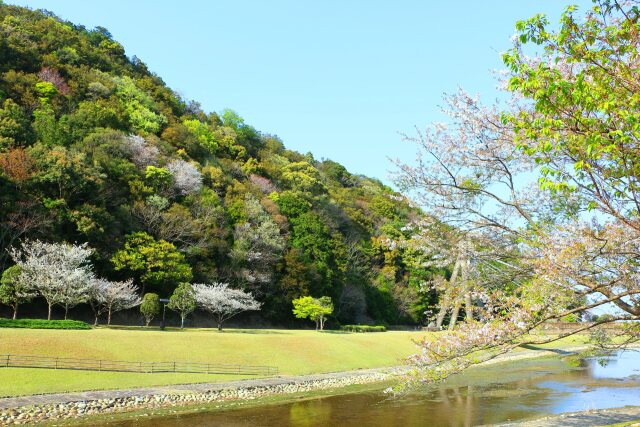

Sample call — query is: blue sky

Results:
[9,0,592,185]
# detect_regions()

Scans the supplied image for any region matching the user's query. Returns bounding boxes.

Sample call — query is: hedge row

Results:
[340,325,386,333]
[0,319,92,330]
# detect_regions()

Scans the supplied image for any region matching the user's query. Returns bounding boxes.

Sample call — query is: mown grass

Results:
[0,327,426,397]
[0,326,595,397]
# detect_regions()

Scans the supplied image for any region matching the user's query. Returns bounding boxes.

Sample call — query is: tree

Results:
[111,232,192,295]
[168,282,196,328]
[89,278,141,325]
[9,240,94,320]
[292,296,334,331]
[122,134,159,167]
[230,195,286,293]
[166,159,202,196]
[394,1,640,385]
[0,265,35,319]
[193,283,261,331]
[281,162,325,194]
[144,166,173,194]
[140,293,160,326]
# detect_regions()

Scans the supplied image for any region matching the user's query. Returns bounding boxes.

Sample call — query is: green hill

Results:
[0,4,434,325]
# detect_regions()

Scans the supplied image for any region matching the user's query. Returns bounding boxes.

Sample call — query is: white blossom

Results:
[166,159,202,195]
[9,240,94,320]
[123,134,159,167]
[193,282,261,330]
[89,278,141,325]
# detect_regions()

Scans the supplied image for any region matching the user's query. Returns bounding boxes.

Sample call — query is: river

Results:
[96,350,640,426]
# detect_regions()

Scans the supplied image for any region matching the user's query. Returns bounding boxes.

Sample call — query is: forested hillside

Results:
[0,4,434,325]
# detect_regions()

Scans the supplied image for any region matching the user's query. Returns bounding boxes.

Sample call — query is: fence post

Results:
[99,360,102,371]
[139,361,142,373]
[151,362,154,373]
[207,363,210,374]
[55,357,58,370]
[5,355,9,368]
[173,361,176,373]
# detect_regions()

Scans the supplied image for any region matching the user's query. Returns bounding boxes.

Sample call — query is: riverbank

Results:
[0,342,599,425]
[0,367,399,425]
[498,406,640,426]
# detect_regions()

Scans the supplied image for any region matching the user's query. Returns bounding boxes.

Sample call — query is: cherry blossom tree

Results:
[9,240,94,320]
[166,159,202,196]
[230,195,286,293]
[89,278,141,325]
[122,134,159,167]
[193,282,261,331]
[394,1,640,385]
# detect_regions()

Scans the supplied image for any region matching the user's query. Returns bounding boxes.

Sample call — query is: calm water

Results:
[97,351,640,427]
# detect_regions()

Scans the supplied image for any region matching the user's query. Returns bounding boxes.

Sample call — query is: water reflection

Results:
[97,351,640,427]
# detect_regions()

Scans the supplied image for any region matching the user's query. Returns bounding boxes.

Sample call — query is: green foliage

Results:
[0,265,30,319]
[144,166,172,192]
[340,325,386,332]
[112,76,167,133]
[281,161,325,194]
[140,292,160,326]
[0,98,31,148]
[167,283,196,328]
[111,232,192,295]
[0,3,426,326]
[183,119,216,152]
[292,295,333,330]
[0,318,91,329]
[34,81,57,100]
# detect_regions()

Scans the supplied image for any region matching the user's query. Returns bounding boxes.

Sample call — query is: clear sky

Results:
[8,0,592,185]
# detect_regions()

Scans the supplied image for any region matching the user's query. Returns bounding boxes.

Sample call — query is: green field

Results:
[0,327,426,397]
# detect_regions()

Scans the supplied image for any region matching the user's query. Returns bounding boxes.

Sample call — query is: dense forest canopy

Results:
[0,3,436,325]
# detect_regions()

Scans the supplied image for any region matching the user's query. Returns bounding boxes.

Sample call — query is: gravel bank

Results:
[495,406,640,426]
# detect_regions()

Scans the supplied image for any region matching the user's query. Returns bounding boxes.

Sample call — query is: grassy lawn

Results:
[0,327,426,397]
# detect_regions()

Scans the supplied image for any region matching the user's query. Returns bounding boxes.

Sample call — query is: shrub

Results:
[0,318,91,329]
[340,325,386,333]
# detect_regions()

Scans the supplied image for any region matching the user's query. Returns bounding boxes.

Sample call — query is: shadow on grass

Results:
[218,329,288,335]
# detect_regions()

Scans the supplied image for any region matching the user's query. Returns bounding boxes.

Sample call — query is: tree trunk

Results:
[180,315,185,329]
[217,322,222,331]
[64,306,69,320]
[436,258,461,328]
[94,314,99,326]
[448,302,461,330]
[464,293,473,322]
[319,316,324,331]
[47,303,52,321]
[12,303,18,320]
[463,258,473,322]
[108,308,112,325]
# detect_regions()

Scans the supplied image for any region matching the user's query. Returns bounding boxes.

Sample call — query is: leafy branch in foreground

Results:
[394,0,640,387]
